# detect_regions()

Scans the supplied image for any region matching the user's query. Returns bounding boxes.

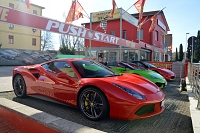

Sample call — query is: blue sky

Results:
[31,0,200,52]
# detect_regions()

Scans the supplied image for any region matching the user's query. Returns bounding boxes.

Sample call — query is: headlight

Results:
[112,83,146,100]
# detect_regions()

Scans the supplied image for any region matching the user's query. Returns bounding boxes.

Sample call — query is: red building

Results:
[83,8,172,62]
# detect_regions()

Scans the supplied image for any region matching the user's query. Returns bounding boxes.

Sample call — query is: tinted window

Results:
[72,60,117,78]
[143,62,157,68]
[42,61,77,78]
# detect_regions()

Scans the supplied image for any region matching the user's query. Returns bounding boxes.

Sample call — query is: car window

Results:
[42,62,61,74]
[42,63,51,72]
[72,60,117,78]
[120,62,136,70]
[42,62,77,78]
[54,62,77,78]
[143,62,157,68]
[135,62,143,67]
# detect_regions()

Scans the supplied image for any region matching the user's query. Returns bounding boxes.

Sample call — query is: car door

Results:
[37,62,56,97]
[52,61,79,106]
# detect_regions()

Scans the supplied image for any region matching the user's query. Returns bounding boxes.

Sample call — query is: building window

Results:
[110,31,115,36]
[136,29,143,40]
[8,24,14,29]
[8,35,14,44]
[32,29,37,33]
[155,30,159,41]
[123,30,126,39]
[33,10,37,15]
[9,3,14,8]
[32,38,36,46]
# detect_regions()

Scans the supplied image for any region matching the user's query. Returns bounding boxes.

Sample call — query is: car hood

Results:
[128,69,166,81]
[102,73,160,94]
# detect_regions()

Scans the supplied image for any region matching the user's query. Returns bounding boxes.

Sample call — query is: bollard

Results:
[180,65,187,91]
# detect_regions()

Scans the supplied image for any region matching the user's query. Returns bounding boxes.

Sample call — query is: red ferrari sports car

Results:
[131,61,176,81]
[12,58,165,121]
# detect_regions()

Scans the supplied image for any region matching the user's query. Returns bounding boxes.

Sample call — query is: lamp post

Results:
[185,33,189,59]
[89,13,92,59]
[119,9,123,62]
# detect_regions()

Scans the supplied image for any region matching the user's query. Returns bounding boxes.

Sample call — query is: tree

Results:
[58,11,85,55]
[41,31,54,51]
[179,43,184,61]
[195,30,200,62]
[59,34,74,54]
[59,34,85,55]
[175,47,178,61]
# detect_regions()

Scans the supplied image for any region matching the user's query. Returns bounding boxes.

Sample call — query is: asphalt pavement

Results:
[0,66,199,133]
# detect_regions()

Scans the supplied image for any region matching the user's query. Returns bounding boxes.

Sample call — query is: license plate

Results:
[161,100,165,107]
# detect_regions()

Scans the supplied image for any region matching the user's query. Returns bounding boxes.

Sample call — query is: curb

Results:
[0,98,105,133]
[186,78,200,133]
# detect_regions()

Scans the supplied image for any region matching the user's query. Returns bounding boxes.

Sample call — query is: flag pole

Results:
[113,1,123,62]
[89,12,92,59]
[123,4,134,16]
[72,0,76,22]
[77,0,90,19]
[15,0,21,9]
[140,7,166,27]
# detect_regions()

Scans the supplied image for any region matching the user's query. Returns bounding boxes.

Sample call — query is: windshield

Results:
[72,60,120,78]
[143,62,157,68]
[120,62,138,70]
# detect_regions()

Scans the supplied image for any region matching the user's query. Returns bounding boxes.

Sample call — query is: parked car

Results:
[0,51,15,60]
[102,61,167,89]
[131,61,176,81]
[22,57,35,65]
[12,49,21,54]
[40,54,52,61]
[12,59,165,121]
[30,54,40,60]
[23,50,32,55]
[5,49,20,57]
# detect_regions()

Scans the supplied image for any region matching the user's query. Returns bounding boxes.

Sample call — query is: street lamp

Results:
[185,33,189,59]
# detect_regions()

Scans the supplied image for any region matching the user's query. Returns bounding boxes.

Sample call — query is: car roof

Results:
[40,58,92,65]
[55,58,91,62]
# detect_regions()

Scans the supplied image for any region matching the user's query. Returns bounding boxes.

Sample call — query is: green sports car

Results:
[105,62,167,89]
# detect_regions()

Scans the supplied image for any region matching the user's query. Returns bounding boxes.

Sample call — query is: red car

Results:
[12,58,165,121]
[131,61,176,81]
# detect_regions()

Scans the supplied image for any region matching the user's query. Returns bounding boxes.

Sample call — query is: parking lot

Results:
[0,66,193,133]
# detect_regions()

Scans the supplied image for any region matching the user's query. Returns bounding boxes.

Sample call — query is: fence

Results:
[188,63,200,109]
[148,62,173,70]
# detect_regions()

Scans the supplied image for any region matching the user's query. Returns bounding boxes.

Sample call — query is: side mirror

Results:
[57,72,70,79]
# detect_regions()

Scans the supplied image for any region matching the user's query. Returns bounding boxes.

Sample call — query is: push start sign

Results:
[0,5,137,48]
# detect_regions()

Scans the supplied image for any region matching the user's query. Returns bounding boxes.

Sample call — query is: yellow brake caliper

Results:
[85,93,90,111]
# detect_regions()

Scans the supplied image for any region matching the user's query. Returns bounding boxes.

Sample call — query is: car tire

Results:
[13,75,27,98]
[79,87,109,121]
